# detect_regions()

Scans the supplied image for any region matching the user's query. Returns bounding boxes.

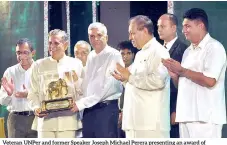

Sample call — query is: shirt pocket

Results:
[134,57,148,75]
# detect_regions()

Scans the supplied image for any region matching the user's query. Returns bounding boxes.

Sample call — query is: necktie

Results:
[164,42,167,49]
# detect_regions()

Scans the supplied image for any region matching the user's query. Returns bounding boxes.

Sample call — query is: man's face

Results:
[182,18,202,43]
[48,34,67,59]
[16,43,34,66]
[157,15,176,41]
[88,28,107,53]
[129,22,145,49]
[120,48,135,67]
[74,44,89,66]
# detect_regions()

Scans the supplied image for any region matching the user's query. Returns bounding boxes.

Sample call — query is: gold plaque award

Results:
[40,78,74,113]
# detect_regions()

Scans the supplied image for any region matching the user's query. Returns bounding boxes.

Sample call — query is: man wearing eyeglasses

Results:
[0,38,37,138]
[74,40,91,67]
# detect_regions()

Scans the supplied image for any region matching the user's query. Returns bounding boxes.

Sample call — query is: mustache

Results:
[49,47,61,52]
[19,55,29,60]
[18,57,32,64]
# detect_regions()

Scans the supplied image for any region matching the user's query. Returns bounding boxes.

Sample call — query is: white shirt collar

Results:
[49,54,67,63]
[18,63,26,73]
[189,33,211,50]
[165,37,178,51]
[127,63,134,72]
[93,45,109,57]
[142,37,156,50]
[197,33,211,49]
[17,60,34,72]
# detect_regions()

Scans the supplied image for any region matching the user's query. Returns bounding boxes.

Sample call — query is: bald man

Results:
[74,40,91,67]
[158,13,188,138]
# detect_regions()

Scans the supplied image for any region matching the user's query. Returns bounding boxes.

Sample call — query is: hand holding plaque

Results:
[64,70,78,83]
[35,108,48,118]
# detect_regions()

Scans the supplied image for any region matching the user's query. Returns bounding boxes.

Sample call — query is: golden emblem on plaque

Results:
[47,78,68,100]
[40,78,74,113]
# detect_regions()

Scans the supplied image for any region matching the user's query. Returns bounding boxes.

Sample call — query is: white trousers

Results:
[38,131,76,138]
[125,123,169,138]
[125,130,169,138]
[179,122,222,138]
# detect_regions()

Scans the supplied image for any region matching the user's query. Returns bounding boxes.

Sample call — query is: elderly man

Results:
[0,38,37,138]
[112,15,170,138]
[27,29,84,138]
[74,40,91,67]
[74,40,91,137]
[162,8,226,138]
[71,22,124,138]
[158,13,188,138]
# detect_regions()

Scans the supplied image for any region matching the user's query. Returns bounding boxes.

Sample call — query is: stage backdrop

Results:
[0,1,44,78]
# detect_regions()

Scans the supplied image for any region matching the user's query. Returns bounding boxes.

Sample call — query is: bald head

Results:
[161,14,178,26]
[158,13,178,42]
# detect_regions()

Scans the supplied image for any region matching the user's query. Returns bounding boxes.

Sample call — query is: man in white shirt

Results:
[74,40,91,67]
[0,38,37,138]
[117,40,138,138]
[162,8,226,138]
[27,29,84,138]
[158,13,188,138]
[71,22,124,138]
[112,15,170,138]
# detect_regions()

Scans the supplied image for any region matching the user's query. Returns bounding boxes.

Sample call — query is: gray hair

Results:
[74,40,91,52]
[129,15,154,35]
[49,29,69,42]
[16,38,34,51]
[88,22,107,36]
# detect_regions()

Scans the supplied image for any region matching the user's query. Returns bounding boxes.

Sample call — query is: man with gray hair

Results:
[74,40,91,67]
[112,15,170,138]
[71,22,124,138]
[27,29,84,138]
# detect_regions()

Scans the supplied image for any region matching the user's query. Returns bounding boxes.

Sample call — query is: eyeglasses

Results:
[16,51,31,55]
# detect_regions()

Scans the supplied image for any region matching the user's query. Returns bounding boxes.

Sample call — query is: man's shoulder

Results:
[31,57,51,69]
[65,56,83,67]
[174,38,189,50]
[4,63,20,74]
[208,36,225,49]
[65,55,82,63]
[205,37,226,59]
[35,57,50,64]
[7,63,20,70]
[106,45,121,55]
[151,39,170,58]
[108,47,123,62]
[150,38,165,49]
[100,45,121,59]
